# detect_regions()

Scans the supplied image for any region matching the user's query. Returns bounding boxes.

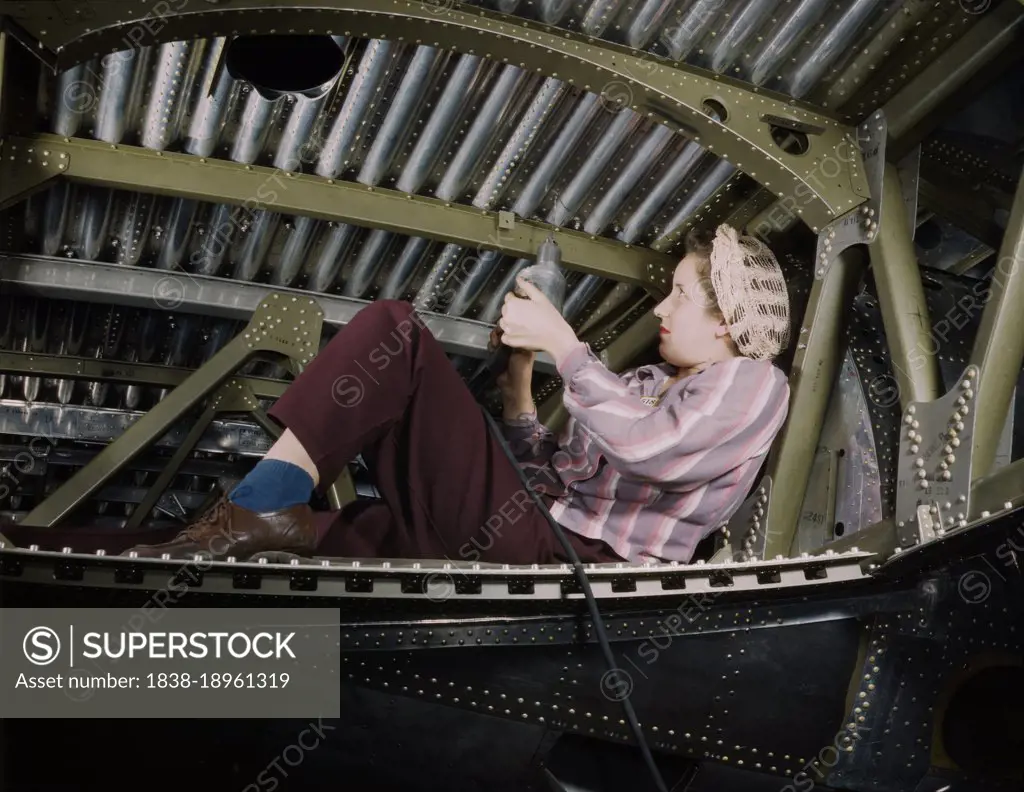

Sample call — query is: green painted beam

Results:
[883,0,1024,160]
[0,133,669,292]
[0,350,290,400]
[3,0,869,238]
[761,248,869,560]
[968,168,1024,482]
[867,163,942,409]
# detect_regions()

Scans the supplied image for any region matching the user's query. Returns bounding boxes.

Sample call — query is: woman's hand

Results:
[498,275,581,368]
[489,327,536,408]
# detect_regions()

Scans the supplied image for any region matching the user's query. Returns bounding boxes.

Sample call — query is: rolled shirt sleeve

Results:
[500,411,559,468]
[556,342,790,492]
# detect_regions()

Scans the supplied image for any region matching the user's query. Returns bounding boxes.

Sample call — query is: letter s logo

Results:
[23,626,61,665]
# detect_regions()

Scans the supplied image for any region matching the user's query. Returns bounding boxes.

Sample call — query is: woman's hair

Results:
[683,227,722,319]
[683,227,739,354]
[683,224,791,361]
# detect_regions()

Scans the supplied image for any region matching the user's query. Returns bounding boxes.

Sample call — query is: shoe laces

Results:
[180,496,237,542]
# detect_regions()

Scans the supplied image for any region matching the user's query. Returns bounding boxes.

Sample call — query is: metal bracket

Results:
[0,138,68,211]
[241,292,321,368]
[712,475,771,563]
[813,111,887,280]
[16,292,324,528]
[914,503,939,543]
[894,364,979,546]
[497,210,515,231]
[208,379,263,413]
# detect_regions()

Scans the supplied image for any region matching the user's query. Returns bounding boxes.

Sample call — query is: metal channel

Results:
[0,350,289,400]
[0,253,559,374]
[0,544,875,601]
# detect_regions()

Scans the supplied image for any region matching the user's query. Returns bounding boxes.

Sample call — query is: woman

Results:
[125,223,792,566]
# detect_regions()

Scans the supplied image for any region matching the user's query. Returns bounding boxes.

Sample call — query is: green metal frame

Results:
[764,120,1023,561]
[0,134,670,294]
[883,0,1024,160]
[967,171,1024,483]
[867,163,942,410]
[761,249,868,560]
[817,454,1024,561]
[2,0,870,237]
[746,1,1024,243]
[0,138,66,211]
[968,457,1024,520]
[16,292,325,528]
[809,159,1024,560]
[0,350,289,400]
[0,349,358,529]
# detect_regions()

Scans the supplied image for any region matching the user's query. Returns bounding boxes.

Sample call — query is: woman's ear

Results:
[714,319,731,340]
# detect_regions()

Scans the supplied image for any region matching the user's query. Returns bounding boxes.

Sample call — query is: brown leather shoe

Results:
[123,495,318,561]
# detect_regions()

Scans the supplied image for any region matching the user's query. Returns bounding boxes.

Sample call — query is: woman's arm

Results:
[555,344,790,490]
[491,329,559,466]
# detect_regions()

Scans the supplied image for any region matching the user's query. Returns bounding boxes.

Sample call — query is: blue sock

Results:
[228,459,314,512]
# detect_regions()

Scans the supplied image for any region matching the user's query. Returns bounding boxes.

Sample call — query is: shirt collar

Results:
[635,363,676,382]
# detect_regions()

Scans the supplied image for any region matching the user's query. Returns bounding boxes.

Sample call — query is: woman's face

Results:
[652,254,732,370]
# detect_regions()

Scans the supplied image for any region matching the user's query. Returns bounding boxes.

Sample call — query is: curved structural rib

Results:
[0,134,666,291]
[6,0,870,243]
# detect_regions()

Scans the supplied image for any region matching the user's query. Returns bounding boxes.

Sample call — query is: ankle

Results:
[229,459,315,512]
[264,429,320,487]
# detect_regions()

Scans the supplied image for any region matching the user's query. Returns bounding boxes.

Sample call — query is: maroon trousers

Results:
[266,300,622,565]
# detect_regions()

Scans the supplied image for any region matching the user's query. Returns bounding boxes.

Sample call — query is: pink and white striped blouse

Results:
[501,342,791,564]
